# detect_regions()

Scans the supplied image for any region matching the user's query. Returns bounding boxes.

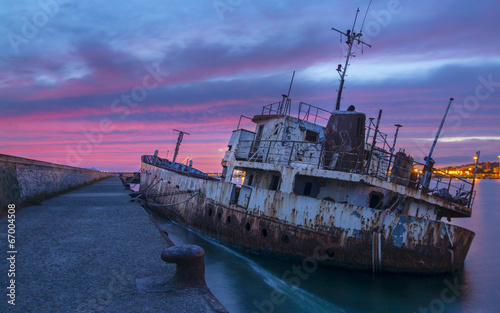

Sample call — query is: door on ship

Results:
[250,124,265,161]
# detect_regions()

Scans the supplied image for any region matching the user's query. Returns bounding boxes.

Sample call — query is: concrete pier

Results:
[0,154,113,213]
[0,177,227,312]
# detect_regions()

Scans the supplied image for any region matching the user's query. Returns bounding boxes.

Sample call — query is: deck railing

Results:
[259,100,333,127]
[232,100,476,209]
[297,102,332,126]
[261,99,292,116]
[234,139,475,208]
[141,155,207,177]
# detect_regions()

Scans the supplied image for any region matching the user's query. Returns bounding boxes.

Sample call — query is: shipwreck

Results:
[135,9,477,274]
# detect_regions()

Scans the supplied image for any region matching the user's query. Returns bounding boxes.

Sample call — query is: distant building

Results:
[440,161,499,177]
[485,162,492,171]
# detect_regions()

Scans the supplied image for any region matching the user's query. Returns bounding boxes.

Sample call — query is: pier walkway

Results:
[1,177,225,313]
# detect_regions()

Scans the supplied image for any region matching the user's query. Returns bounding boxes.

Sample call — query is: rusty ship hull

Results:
[139,155,475,274]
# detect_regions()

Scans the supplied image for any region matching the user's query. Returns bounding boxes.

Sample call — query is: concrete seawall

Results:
[0,177,227,312]
[0,154,113,211]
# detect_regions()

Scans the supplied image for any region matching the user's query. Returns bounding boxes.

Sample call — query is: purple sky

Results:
[1,0,499,172]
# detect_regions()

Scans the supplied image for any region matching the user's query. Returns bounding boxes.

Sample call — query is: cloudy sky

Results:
[1,0,499,172]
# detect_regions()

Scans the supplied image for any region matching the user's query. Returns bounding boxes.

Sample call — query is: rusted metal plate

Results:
[139,161,475,274]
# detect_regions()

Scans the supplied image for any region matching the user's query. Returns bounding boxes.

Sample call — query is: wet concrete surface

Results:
[0,177,225,313]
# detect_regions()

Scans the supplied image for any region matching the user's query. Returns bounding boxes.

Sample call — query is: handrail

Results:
[234,139,474,209]
[261,99,292,116]
[298,102,332,125]
[237,115,253,130]
[259,100,332,127]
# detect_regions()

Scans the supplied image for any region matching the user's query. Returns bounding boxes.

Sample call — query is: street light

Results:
[498,155,500,178]
[474,151,481,180]
[469,151,481,207]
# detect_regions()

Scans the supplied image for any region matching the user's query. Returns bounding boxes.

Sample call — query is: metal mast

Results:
[172,129,190,164]
[332,8,372,111]
[422,98,454,189]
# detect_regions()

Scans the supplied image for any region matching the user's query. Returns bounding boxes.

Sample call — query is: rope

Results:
[447,248,455,273]
[121,168,141,183]
[372,232,376,274]
[442,222,454,248]
[140,173,162,194]
[147,191,194,198]
[136,192,200,208]
[130,170,140,181]
[378,208,391,232]
[378,232,382,272]
[372,231,382,274]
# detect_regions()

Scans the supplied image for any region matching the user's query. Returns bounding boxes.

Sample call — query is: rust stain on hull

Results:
[140,162,475,274]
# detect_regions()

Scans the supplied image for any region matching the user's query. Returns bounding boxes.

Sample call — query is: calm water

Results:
[153,179,500,313]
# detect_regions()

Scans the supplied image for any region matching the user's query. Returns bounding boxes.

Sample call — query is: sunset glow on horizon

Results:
[1,0,499,172]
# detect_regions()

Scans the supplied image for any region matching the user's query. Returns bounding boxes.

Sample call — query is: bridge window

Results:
[369,192,384,209]
[247,174,254,186]
[294,174,320,198]
[270,175,280,191]
[304,182,313,196]
[305,130,319,142]
[356,117,364,138]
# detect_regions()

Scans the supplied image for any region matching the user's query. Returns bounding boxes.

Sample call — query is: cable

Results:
[136,192,200,207]
[140,174,162,195]
[147,190,194,198]
[360,0,373,33]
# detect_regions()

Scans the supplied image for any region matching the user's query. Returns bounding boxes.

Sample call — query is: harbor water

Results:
[152,179,500,313]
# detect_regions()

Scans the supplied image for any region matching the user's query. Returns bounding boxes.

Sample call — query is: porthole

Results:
[262,229,268,237]
[281,235,290,245]
[325,248,335,258]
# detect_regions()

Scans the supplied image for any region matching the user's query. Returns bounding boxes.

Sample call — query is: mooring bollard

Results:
[161,244,205,285]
